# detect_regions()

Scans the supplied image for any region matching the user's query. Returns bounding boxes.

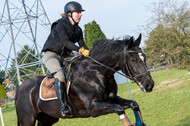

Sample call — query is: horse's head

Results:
[121,34,154,92]
[90,35,154,92]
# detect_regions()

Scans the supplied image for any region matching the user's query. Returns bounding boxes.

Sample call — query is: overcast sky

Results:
[42,0,160,84]
[0,0,161,84]
[43,0,160,46]
[42,0,159,84]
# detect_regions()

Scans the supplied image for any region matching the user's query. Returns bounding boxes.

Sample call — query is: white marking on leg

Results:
[119,114,125,120]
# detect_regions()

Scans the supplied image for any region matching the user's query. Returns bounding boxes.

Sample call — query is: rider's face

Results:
[68,11,82,24]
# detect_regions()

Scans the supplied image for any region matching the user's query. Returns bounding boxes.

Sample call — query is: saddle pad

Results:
[39,77,57,101]
[40,77,71,101]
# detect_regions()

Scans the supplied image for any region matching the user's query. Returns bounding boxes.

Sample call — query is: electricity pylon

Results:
[0,0,51,87]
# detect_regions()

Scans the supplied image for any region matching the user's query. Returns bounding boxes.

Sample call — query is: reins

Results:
[88,45,150,92]
[49,48,150,89]
[49,55,132,80]
[88,49,149,82]
[48,56,80,77]
[87,56,133,80]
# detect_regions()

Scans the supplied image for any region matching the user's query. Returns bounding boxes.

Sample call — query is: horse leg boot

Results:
[115,106,131,126]
[119,113,131,126]
[91,101,132,126]
[109,97,145,126]
[129,101,145,126]
[54,78,70,116]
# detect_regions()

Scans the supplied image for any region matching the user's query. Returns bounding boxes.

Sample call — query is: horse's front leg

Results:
[90,100,132,126]
[109,96,145,126]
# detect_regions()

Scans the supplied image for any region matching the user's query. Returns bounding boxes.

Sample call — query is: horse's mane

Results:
[91,36,131,54]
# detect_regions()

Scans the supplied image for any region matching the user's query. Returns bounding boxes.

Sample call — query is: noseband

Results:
[123,45,150,91]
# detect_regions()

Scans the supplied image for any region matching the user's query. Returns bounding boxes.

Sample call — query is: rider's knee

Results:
[54,72,65,82]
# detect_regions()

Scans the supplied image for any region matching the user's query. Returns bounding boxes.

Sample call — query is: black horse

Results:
[15,34,154,126]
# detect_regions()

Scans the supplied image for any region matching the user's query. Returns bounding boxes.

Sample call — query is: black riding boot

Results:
[54,78,70,116]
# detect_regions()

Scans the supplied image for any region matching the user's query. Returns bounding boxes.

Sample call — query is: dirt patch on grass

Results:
[155,78,190,92]
[160,79,178,85]
[129,77,190,93]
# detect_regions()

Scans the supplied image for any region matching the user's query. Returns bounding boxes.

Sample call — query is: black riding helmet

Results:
[64,1,85,14]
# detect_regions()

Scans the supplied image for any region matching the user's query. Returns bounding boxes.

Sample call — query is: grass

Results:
[0,103,17,126]
[0,68,190,126]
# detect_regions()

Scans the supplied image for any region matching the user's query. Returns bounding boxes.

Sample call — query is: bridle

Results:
[88,45,150,92]
[123,45,150,92]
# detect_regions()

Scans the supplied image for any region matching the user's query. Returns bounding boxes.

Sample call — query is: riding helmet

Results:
[64,1,85,14]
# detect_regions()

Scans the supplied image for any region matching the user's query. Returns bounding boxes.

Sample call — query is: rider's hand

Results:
[79,47,90,57]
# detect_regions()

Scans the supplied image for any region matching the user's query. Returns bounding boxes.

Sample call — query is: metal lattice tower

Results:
[0,0,51,87]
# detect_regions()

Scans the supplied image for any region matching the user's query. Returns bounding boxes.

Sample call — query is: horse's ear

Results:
[126,36,134,49]
[135,33,142,47]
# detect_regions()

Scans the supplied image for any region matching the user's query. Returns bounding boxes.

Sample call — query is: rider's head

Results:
[63,1,85,25]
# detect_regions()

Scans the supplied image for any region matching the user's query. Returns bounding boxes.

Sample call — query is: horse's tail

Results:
[15,86,20,126]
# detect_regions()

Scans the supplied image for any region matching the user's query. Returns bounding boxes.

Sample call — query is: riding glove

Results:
[79,47,90,57]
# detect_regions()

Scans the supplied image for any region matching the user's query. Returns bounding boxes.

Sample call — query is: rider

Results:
[42,1,90,116]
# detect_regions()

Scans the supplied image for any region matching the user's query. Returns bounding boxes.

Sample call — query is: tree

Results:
[0,85,7,101]
[0,70,7,102]
[144,24,181,66]
[0,70,5,85]
[142,0,190,69]
[9,45,44,86]
[84,20,106,49]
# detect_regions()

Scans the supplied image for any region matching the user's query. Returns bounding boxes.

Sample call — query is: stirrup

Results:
[60,104,71,117]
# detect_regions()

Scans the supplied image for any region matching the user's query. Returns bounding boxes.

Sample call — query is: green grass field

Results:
[1,68,190,126]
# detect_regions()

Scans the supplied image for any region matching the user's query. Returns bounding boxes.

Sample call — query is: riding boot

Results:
[54,78,70,116]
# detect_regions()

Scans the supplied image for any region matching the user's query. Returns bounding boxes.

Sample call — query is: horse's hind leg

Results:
[17,113,36,126]
[16,95,37,126]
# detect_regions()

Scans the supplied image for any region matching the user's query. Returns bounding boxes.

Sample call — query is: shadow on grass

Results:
[175,116,190,126]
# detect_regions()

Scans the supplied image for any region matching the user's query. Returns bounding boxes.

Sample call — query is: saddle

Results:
[39,77,57,101]
[39,56,79,101]
[39,77,71,101]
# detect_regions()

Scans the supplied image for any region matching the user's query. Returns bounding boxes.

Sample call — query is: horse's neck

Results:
[93,53,120,74]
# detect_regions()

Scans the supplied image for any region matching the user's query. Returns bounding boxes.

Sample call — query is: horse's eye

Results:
[130,58,136,62]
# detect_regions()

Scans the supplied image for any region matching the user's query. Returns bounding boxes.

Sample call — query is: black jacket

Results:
[42,17,88,55]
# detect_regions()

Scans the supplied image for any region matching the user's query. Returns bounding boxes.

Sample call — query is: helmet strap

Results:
[67,12,78,26]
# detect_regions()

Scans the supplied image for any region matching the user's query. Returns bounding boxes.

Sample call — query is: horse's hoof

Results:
[140,123,146,126]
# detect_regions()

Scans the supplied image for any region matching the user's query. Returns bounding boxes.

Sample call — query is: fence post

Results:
[0,104,4,126]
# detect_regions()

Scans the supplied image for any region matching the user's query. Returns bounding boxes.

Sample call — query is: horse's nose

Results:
[145,81,154,92]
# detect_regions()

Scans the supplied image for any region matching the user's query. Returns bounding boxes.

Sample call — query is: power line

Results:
[0,0,51,87]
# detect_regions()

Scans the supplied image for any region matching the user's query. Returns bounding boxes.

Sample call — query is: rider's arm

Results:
[78,27,89,50]
[56,23,80,52]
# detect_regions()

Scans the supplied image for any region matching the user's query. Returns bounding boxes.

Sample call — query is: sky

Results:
[0,0,161,84]
[43,0,156,44]
[42,0,160,84]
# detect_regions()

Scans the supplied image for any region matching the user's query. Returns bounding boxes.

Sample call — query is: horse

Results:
[15,34,154,126]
